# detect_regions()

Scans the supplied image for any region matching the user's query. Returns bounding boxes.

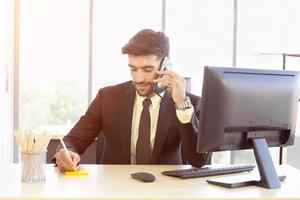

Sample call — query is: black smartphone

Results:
[153,57,172,95]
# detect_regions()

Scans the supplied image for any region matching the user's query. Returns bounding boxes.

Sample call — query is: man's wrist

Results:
[175,96,192,110]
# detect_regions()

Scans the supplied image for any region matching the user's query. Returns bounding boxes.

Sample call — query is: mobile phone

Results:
[153,56,173,94]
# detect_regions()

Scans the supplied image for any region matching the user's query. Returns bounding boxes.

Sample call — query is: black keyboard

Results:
[161,164,256,179]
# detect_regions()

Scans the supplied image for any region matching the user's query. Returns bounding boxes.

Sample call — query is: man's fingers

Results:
[153,75,170,83]
[61,150,75,165]
[56,158,72,171]
[156,69,179,78]
[155,69,187,103]
[56,149,79,171]
[70,151,81,166]
[154,76,177,88]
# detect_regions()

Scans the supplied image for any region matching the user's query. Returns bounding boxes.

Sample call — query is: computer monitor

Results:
[197,66,300,189]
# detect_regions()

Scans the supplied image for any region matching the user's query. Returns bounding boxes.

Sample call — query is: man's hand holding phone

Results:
[153,67,187,105]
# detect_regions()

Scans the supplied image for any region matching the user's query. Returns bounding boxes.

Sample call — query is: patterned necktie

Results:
[136,98,152,164]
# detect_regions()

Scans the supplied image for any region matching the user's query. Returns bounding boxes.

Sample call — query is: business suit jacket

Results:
[63,81,210,167]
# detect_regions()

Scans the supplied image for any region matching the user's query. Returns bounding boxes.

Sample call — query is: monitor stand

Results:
[207,137,286,189]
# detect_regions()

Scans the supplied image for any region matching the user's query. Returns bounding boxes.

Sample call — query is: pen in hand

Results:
[58,135,77,171]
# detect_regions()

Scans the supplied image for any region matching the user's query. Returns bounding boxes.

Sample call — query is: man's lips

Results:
[136,83,151,88]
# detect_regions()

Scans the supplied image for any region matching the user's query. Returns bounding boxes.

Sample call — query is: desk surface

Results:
[0,164,300,200]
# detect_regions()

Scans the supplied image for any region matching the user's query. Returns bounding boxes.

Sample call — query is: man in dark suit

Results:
[54,29,211,171]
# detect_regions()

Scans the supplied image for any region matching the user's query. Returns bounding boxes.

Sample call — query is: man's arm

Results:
[177,94,211,168]
[154,69,211,167]
[53,89,103,170]
[64,89,103,152]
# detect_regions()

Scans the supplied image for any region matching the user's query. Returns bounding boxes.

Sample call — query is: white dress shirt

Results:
[130,92,195,164]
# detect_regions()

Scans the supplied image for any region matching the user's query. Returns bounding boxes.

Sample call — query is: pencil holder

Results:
[21,151,46,183]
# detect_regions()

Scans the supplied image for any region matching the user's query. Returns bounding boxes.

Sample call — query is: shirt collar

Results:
[135,91,165,109]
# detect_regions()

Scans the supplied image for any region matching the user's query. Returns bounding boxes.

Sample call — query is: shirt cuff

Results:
[176,106,194,124]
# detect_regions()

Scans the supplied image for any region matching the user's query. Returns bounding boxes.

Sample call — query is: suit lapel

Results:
[119,82,135,164]
[151,92,174,163]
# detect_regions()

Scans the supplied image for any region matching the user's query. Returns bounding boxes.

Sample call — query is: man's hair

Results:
[122,29,170,58]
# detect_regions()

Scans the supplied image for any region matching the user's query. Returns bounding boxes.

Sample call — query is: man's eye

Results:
[145,69,153,73]
[130,68,137,72]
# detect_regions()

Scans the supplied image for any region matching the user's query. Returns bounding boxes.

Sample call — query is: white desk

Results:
[0,164,300,200]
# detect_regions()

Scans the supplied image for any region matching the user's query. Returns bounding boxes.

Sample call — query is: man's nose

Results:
[135,71,145,83]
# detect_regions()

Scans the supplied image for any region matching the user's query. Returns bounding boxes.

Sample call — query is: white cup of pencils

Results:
[14,130,52,183]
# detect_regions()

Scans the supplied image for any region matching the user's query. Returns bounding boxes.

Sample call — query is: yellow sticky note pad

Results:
[65,169,88,176]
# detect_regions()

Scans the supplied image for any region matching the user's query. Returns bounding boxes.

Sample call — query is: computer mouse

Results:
[131,172,155,182]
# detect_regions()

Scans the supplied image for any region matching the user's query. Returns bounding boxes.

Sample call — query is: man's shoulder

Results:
[186,92,200,101]
[102,81,132,91]
[96,81,133,96]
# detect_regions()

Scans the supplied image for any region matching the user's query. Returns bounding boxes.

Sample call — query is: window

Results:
[19,0,89,133]
[1,0,298,165]
[234,0,300,163]
[166,0,234,164]
[166,0,234,96]
[236,0,300,136]
[92,0,162,97]
[236,0,300,70]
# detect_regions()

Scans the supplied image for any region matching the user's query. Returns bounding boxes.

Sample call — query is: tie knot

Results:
[143,98,152,108]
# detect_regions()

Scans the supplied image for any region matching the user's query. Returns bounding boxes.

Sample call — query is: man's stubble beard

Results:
[134,82,155,97]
